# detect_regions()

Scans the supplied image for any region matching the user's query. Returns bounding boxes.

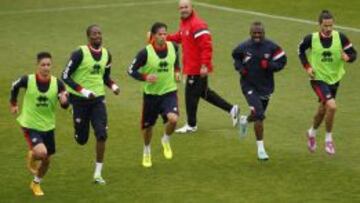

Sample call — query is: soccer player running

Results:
[298,10,357,155]
[167,0,239,133]
[232,22,287,160]
[10,52,69,196]
[128,22,180,168]
[61,25,120,184]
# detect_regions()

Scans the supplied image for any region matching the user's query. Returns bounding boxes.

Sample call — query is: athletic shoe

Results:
[161,140,173,160]
[230,105,240,127]
[94,176,106,185]
[175,124,197,134]
[27,151,40,175]
[257,150,269,161]
[239,115,248,137]
[306,131,317,153]
[325,141,335,155]
[30,181,44,196]
[142,154,152,168]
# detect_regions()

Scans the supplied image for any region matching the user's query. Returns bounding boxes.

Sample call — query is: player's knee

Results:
[326,100,337,112]
[96,133,107,142]
[167,113,178,124]
[75,133,88,145]
[250,109,265,121]
[34,150,47,160]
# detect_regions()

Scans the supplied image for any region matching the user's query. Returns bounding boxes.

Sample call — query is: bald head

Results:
[179,0,193,19]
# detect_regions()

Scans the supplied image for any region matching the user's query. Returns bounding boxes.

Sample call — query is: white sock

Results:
[162,134,171,143]
[256,140,265,152]
[308,127,317,137]
[144,145,151,155]
[94,162,103,177]
[325,132,333,142]
[33,176,42,184]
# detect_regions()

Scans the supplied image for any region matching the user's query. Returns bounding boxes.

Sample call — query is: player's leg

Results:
[160,91,179,159]
[200,76,239,126]
[71,101,91,145]
[243,90,269,160]
[36,130,55,180]
[142,126,153,168]
[323,82,340,155]
[141,94,159,167]
[23,128,41,175]
[90,99,108,183]
[176,76,200,133]
[24,129,51,196]
[308,81,333,153]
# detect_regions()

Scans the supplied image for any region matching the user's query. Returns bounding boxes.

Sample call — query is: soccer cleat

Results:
[94,176,106,185]
[239,115,248,137]
[161,140,173,160]
[30,181,44,196]
[257,150,269,161]
[306,131,317,153]
[142,154,152,168]
[230,105,240,127]
[325,141,335,155]
[175,124,197,134]
[27,151,40,175]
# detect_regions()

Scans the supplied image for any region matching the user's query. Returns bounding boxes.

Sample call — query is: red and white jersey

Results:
[167,11,213,75]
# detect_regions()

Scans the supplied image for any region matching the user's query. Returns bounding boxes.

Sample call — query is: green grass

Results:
[0,0,359,202]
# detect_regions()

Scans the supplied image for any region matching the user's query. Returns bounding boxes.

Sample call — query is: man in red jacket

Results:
[168,0,239,133]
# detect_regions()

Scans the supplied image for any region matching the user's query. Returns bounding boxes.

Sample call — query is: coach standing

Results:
[168,0,239,134]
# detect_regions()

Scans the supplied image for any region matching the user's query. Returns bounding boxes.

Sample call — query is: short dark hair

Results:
[86,24,100,36]
[150,22,167,35]
[251,21,263,28]
[318,10,333,24]
[37,52,52,62]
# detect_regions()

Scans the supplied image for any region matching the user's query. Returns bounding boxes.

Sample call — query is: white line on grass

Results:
[1,0,359,33]
[0,0,175,15]
[193,2,360,33]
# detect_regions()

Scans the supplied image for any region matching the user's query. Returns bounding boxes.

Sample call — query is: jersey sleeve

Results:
[268,42,287,72]
[167,29,182,44]
[103,51,117,89]
[340,32,357,63]
[297,34,312,69]
[10,75,28,106]
[61,49,84,92]
[127,48,148,81]
[193,22,212,69]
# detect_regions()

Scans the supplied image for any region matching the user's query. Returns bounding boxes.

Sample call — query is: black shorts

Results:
[70,95,108,145]
[142,91,179,129]
[22,128,55,155]
[242,89,270,121]
[311,80,340,103]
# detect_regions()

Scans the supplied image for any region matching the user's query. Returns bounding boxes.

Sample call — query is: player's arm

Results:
[9,75,28,114]
[173,42,181,82]
[194,24,212,75]
[167,29,182,44]
[266,44,287,72]
[57,79,69,109]
[103,52,120,95]
[127,49,150,81]
[61,49,95,98]
[298,34,314,78]
[298,34,312,69]
[232,45,248,76]
[340,32,357,63]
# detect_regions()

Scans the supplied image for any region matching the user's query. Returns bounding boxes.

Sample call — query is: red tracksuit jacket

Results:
[167,11,213,75]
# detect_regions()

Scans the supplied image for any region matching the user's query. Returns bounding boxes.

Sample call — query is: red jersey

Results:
[167,11,213,75]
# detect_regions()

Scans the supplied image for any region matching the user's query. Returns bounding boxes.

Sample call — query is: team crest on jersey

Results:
[264,53,271,59]
[36,95,49,107]
[91,64,101,74]
[321,51,333,62]
[158,61,169,73]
